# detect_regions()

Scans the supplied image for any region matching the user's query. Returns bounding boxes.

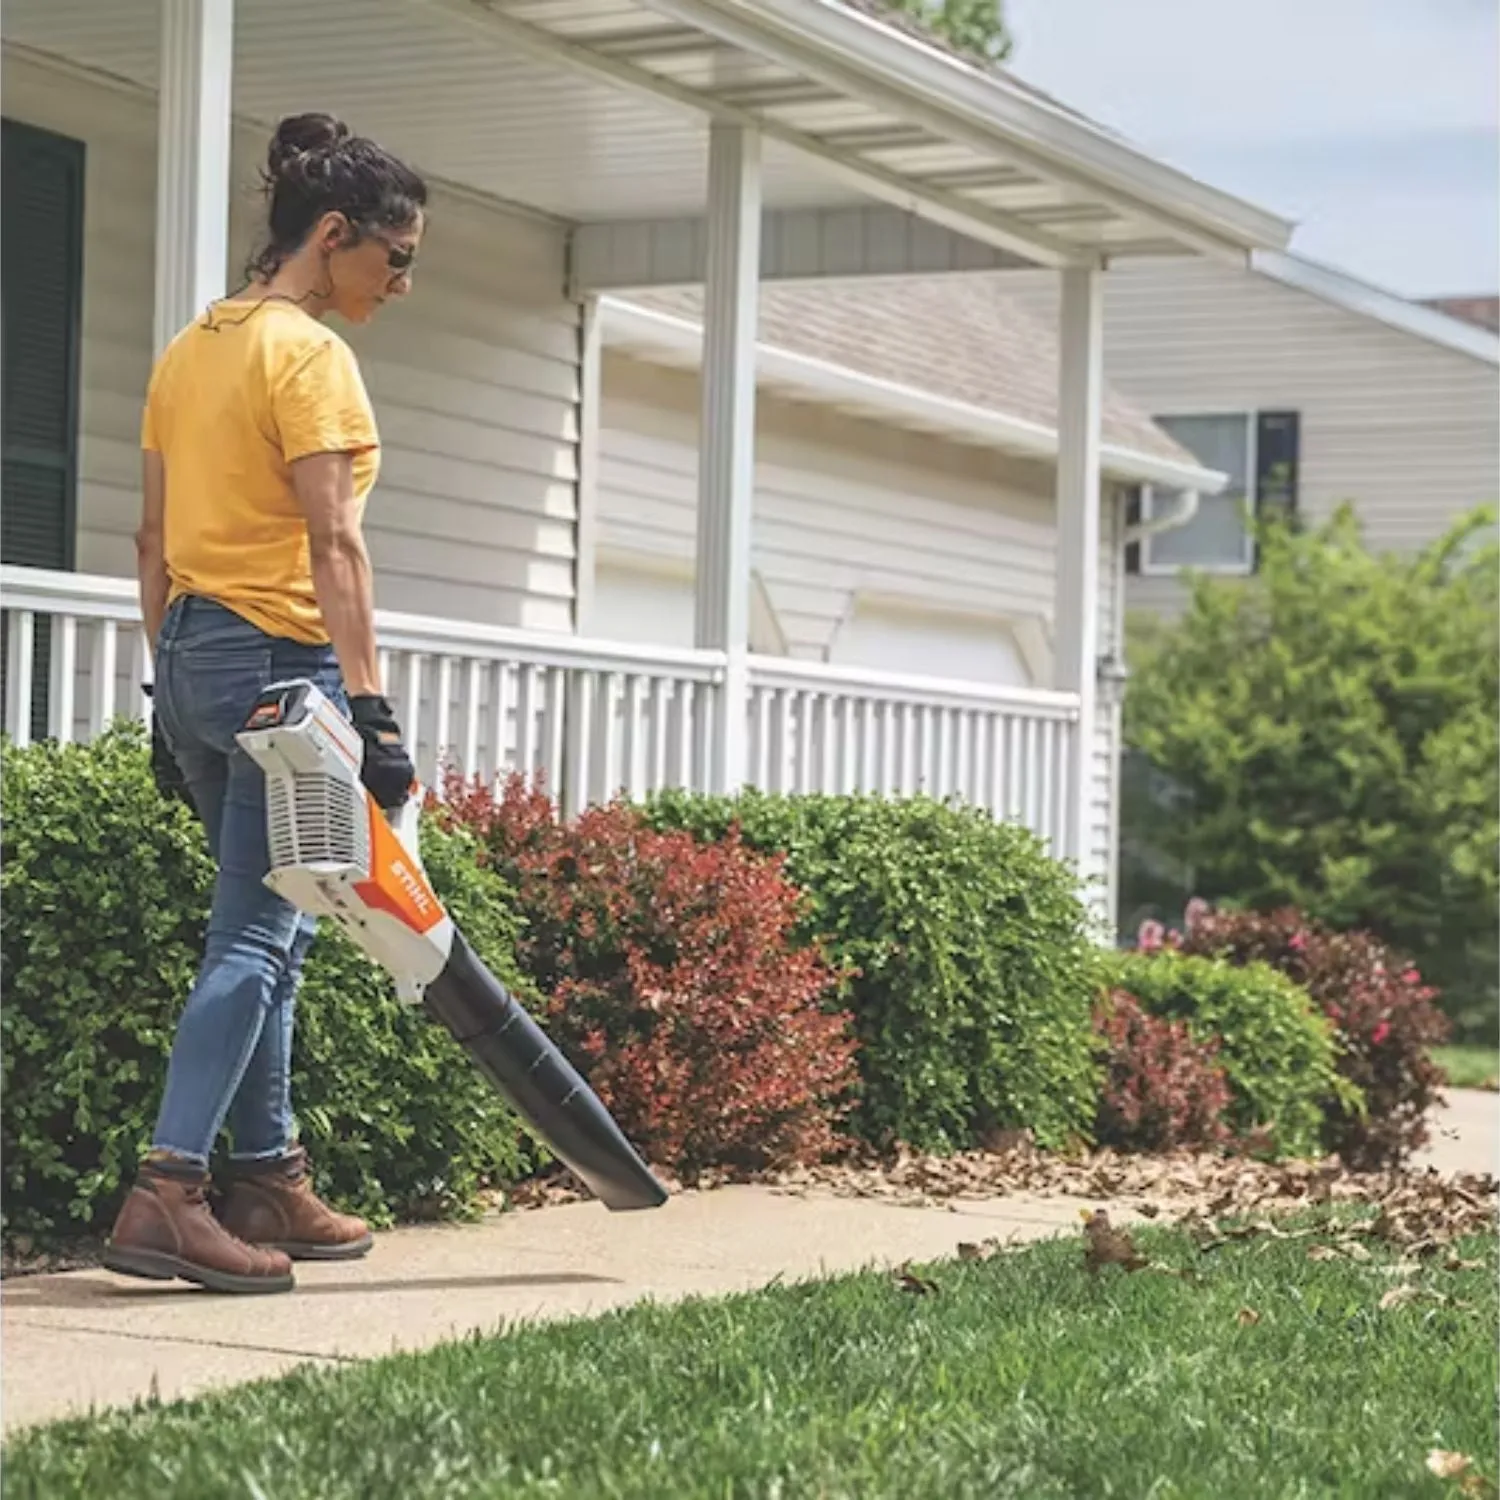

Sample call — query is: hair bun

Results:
[266,113,349,182]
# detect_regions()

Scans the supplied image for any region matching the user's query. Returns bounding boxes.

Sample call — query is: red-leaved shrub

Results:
[434,773,859,1177]
[1092,991,1233,1153]
[1172,904,1450,1169]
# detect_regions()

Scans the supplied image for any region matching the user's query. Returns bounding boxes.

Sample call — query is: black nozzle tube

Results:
[422,930,668,1212]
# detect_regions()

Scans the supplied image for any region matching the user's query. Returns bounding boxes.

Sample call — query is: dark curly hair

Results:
[248,112,428,280]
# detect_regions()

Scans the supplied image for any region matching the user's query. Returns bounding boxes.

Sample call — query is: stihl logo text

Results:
[392,860,433,915]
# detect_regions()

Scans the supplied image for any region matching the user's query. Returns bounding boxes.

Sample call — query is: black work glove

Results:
[142,685,198,820]
[349,694,417,810]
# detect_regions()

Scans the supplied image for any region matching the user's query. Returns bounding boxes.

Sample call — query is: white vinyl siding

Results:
[0,49,581,633]
[1002,257,1500,618]
[598,355,1061,666]
[597,351,1125,904]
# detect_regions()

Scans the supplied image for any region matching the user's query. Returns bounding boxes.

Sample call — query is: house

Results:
[1423,296,1499,335]
[999,251,1500,621]
[0,0,1293,924]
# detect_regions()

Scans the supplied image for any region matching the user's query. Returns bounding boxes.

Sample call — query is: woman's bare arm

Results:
[289,450,382,696]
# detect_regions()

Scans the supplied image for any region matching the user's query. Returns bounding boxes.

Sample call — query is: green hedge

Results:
[1101,949,1356,1158]
[644,790,1104,1154]
[1,725,539,1249]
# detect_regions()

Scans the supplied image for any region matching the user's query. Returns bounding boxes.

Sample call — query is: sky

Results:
[1002,0,1499,299]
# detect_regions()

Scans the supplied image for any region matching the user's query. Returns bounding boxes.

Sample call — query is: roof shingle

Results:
[627,275,1195,467]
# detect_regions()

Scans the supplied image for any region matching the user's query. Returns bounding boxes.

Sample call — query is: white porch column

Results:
[694,123,762,794]
[153,0,235,354]
[1054,265,1104,876]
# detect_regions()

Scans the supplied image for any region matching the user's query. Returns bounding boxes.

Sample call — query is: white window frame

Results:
[1139,411,1258,577]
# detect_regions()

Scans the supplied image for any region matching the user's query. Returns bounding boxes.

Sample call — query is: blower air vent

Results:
[266,770,368,872]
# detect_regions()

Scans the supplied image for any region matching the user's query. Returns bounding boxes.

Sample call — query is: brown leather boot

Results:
[216,1146,373,1261]
[103,1156,295,1294]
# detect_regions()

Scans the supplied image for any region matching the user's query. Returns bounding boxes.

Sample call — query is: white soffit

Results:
[598,297,1229,493]
[2,0,1295,269]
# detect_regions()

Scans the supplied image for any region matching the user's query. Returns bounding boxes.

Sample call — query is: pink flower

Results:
[1288,932,1308,952]
[1371,1020,1392,1046]
[1138,919,1166,954]
[1400,968,1421,985]
[1184,897,1210,930]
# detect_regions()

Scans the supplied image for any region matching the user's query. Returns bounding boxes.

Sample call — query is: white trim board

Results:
[1253,250,1500,366]
[597,296,1228,494]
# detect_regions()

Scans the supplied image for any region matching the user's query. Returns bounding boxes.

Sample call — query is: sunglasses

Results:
[335,215,418,274]
[382,241,417,273]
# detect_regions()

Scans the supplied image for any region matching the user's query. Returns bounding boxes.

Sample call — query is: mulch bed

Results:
[507,1137,1499,1249]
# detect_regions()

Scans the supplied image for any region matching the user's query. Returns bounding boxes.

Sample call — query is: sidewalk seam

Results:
[5,1317,361,1365]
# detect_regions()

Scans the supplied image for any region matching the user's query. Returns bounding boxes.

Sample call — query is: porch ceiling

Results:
[2,0,1294,271]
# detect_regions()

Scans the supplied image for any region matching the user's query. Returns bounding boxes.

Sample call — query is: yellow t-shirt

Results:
[141,296,381,645]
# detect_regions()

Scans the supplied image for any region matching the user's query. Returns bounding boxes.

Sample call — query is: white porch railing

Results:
[1,566,1078,848]
[748,658,1077,851]
[0,567,724,817]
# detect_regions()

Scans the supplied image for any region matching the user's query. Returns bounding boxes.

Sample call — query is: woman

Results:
[103,113,426,1295]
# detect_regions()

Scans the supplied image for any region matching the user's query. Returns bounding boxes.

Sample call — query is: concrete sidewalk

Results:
[5,1088,1492,1437]
[1415,1087,1497,1178]
[1,1184,1109,1435]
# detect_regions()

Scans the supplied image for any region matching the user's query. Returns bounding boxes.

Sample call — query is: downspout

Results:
[1122,487,1200,545]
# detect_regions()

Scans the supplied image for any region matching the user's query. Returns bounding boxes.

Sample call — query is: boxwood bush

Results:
[1,725,539,1250]
[1101,949,1357,1159]
[644,790,1104,1154]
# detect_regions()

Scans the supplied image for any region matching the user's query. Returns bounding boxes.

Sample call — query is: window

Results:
[2,117,84,572]
[1136,410,1300,577]
[1,117,86,742]
[1141,413,1255,574]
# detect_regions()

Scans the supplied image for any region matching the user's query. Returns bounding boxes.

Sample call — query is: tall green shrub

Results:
[644,790,1103,1154]
[1122,504,1499,1040]
[1,725,537,1249]
[1102,949,1354,1159]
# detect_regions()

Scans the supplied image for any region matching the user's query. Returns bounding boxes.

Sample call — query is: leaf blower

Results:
[235,676,669,1213]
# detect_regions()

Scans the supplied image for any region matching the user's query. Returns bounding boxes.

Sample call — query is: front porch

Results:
[0,0,1293,903]
[1,562,1080,852]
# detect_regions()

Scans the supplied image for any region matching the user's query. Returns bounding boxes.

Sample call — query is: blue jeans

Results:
[149,595,346,1166]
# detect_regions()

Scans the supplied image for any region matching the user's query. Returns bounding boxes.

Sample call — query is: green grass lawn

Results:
[5,1213,1495,1500]
[1436,1045,1500,1091]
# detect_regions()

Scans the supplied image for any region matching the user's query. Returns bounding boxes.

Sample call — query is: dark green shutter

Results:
[2,117,85,740]
[1124,486,1143,575]
[1255,410,1300,522]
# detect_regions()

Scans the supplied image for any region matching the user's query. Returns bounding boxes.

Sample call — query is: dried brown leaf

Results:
[1307,1245,1342,1262]
[1445,1254,1484,1272]
[1429,1450,1475,1480]
[894,1262,938,1295]
[1380,1283,1418,1310]
[1236,1307,1262,1326]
